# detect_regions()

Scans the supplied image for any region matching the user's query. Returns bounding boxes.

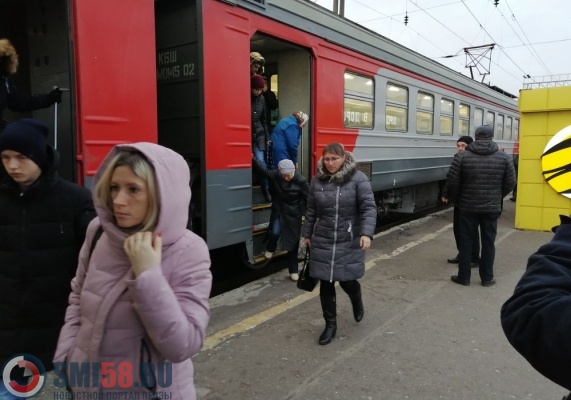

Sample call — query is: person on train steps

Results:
[501,215,571,400]
[250,51,265,76]
[441,135,480,267]
[0,119,95,400]
[445,125,515,287]
[252,157,308,281]
[53,143,212,400]
[251,73,271,203]
[0,38,62,132]
[270,111,309,169]
[302,142,376,345]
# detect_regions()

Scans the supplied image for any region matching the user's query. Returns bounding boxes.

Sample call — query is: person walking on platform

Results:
[501,215,571,400]
[0,119,95,399]
[302,143,376,345]
[445,125,515,287]
[0,39,61,132]
[252,158,308,281]
[53,143,212,400]
[270,111,309,169]
[441,135,480,266]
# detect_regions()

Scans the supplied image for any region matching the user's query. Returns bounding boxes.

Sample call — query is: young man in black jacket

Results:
[0,119,95,398]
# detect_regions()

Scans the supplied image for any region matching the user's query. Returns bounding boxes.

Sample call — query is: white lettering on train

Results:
[157,50,177,65]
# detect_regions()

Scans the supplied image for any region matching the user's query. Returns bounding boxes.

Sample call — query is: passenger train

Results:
[1,0,519,266]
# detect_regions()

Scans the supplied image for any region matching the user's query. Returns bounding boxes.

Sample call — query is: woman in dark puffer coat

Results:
[302,142,377,345]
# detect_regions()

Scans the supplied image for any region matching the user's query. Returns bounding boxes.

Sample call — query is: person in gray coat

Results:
[302,142,377,345]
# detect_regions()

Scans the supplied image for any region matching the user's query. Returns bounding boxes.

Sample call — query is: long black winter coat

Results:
[251,93,268,151]
[446,139,516,213]
[501,215,571,391]
[253,158,308,251]
[1,76,54,131]
[0,146,96,373]
[302,152,377,282]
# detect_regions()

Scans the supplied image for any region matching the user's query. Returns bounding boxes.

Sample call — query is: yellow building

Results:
[516,85,571,231]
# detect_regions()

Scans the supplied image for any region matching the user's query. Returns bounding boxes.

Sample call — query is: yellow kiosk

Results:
[516,85,571,231]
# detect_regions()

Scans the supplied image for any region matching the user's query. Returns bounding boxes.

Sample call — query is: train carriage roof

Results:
[234,0,518,109]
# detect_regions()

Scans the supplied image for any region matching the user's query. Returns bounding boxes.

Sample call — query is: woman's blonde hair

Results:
[95,149,159,232]
[0,39,19,74]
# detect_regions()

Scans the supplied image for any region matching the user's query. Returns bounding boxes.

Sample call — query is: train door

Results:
[247,33,312,265]
[0,0,75,181]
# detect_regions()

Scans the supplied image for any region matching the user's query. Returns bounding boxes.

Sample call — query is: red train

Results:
[1,0,519,265]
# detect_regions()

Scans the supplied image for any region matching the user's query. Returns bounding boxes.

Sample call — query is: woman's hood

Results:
[93,142,191,246]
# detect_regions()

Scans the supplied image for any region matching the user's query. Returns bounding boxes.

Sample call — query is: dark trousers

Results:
[458,211,500,282]
[453,206,480,262]
[320,279,360,296]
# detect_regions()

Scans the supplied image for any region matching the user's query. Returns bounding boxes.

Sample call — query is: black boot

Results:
[319,295,336,345]
[348,288,364,322]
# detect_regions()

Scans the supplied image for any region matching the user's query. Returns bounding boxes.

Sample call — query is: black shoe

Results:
[447,256,460,264]
[319,321,337,345]
[319,295,337,345]
[481,279,496,287]
[348,290,364,322]
[510,197,516,202]
[451,275,470,286]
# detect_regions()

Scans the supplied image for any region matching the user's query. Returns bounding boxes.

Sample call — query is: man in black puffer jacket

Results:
[0,119,95,392]
[445,125,515,287]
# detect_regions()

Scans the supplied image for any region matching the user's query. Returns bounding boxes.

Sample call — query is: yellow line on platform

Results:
[203,290,319,351]
[202,221,453,352]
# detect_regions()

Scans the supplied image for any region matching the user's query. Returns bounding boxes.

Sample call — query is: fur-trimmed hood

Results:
[0,39,18,75]
[316,151,358,184]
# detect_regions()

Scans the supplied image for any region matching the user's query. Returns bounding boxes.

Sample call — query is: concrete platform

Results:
[32,200,566,399]
[195,200,565,400]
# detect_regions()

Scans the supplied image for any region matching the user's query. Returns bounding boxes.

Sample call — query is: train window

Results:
[440,98,454,136]
[505,117,513,140]
[459,103,470,135]
[344,72,374,128]
[475,108,484,127]
[486,111,495,126]
[416,92,433,135]
[497,114,504,140]
[386,83,408,131]
[514,118,520,141]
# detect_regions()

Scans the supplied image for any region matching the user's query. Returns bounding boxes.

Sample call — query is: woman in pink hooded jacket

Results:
[53,143,212,399]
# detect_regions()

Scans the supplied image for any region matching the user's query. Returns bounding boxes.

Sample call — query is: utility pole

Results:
[333,0,345,17]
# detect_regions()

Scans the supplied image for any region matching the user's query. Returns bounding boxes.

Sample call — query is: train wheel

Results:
[241,245,271,270]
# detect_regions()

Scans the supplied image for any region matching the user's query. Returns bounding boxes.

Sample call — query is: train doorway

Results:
[0,0,75,182]
[250,33,312,179]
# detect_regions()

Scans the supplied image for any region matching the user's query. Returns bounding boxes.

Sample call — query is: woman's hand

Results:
[303,238,311,248]
[124,231,162,277]
[360,236,371,250]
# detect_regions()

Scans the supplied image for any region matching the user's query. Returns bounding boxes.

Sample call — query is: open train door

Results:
[71,0,157,186]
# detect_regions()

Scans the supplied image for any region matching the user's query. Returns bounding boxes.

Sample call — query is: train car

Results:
[0,0,519,266]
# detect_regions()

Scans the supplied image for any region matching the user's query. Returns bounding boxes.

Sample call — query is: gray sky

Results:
[311,0,571,97]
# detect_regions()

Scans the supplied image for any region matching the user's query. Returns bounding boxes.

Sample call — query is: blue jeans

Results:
[458,211,500,282]
[0,378,30,400]
[253,146,269,191]
[266,212,281,253]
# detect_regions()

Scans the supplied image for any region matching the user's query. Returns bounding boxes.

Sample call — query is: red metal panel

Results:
[71,0,157,182]
[202,1,252,171]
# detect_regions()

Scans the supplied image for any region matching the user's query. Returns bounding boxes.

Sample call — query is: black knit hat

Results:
[457,135,473,145]
[475,125,494,139]
[0,118,49,169]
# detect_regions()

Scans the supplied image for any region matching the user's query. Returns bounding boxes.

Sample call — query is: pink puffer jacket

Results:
[53,143,212,400]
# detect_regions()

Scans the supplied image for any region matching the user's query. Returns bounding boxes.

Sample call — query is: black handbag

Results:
[297,248,318,292]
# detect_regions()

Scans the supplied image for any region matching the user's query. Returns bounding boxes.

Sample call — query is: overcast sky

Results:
[311,0,571,97]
